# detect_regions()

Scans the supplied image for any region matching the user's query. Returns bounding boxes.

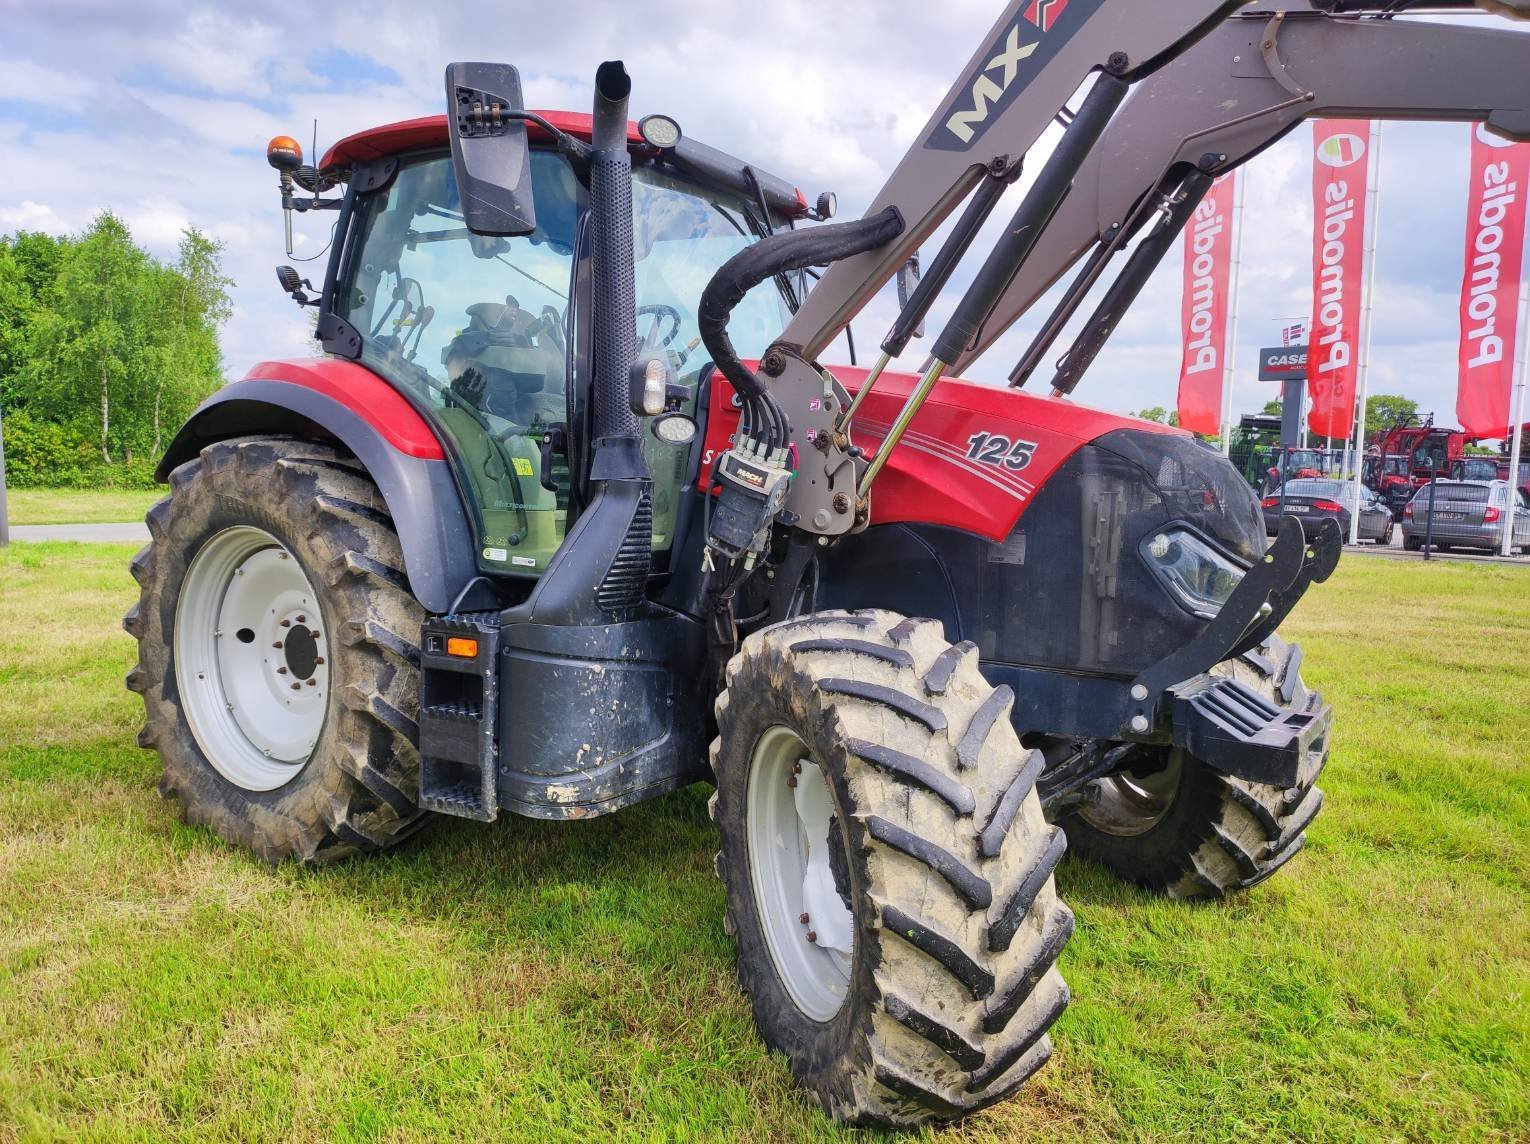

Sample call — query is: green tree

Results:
[0,245,32,413]
[1364,394,1418,437]
[25,212,155,462]
[16,214,229,469]
[1133,406,1180,426]
[150,229,232,453]
[1260,399,1282,416]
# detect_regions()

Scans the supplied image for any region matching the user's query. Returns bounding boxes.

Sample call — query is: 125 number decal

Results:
[966,432,1037,470]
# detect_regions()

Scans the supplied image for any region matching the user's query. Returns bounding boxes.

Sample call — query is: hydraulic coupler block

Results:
[705,448,793,565]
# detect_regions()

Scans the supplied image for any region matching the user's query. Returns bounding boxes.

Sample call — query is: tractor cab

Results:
[299,117,804,582]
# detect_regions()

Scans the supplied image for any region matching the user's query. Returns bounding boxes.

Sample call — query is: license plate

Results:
[1435,511,1466,522]
[1285,505,1310,513]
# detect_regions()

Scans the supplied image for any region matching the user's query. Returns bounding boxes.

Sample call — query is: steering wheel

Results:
[637,303,683,349]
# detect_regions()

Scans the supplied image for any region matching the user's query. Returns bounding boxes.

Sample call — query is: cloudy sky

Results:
[3,1,1525,434]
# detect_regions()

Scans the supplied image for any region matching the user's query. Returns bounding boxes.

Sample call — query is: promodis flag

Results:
[1176,172,1237,435]
[1457,125,1530,438]
[1306,120,1373,440]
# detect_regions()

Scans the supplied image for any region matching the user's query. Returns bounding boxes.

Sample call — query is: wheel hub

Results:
[174,527,330,792]
[1077,747,1185,837]
[746,725,854,1022]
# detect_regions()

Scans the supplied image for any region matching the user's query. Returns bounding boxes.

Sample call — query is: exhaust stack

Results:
[510,60,651,626]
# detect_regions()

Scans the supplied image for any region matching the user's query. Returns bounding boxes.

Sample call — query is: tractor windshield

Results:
[338,148,786,579]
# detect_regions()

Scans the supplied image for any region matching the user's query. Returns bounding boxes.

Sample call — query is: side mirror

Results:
[445,62,537,237]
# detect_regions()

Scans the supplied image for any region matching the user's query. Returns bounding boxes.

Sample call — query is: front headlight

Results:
[1141,527,1245,619]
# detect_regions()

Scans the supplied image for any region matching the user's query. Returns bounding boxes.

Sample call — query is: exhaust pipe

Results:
[590,60,640,443]
[507,60,652,626]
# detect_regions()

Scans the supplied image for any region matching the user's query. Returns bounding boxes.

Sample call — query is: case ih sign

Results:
[1259,345,1309,381]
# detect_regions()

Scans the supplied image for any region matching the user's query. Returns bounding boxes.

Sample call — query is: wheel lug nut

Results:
[290,682,302,691]
[792,762,802,774]
[805,931,817,943]
[786,776,797,788]
[280,619,291,628]
[799,913,809,924]
[272,641,283,649]
[314,656,325,666]
[306,678,317,687]
[296,614,306,623]
[277,667,288,675]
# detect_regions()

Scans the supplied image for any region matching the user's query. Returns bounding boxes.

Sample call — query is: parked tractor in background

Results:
[124,0,1530,1128]
[1365,415,1467,518]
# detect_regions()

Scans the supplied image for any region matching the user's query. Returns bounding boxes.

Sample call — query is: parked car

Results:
[1261,478,1394,544]
[1401,479,1530,553]
[1451,456,1530,502]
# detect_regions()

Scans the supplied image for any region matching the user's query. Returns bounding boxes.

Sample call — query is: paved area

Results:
[6,523,150,543]
[1332,529,1528,566]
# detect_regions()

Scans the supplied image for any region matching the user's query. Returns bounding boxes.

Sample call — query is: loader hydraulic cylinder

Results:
[928,72,1129,367]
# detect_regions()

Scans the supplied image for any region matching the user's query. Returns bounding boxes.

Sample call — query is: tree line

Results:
[1132,394,1450,444]
[1,212,231,487]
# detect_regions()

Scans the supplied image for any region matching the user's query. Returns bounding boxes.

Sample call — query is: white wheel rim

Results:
[174,526,330,792]
[746,725,854,1022]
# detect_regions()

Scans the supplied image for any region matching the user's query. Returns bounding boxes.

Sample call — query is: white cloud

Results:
[0,199,71,232]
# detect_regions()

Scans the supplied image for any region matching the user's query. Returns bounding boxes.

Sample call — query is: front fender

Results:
[158,365,484,614]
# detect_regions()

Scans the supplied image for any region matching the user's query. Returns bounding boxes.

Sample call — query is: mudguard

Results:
[157,359,487,614]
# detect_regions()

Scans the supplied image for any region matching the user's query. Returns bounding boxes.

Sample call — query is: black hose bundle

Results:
[697,207,902,450]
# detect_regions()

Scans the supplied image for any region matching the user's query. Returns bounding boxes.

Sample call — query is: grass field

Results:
[4,489,161,526]
[1,542,1526,1140]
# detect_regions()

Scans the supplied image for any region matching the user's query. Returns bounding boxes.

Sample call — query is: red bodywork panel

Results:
[249,356,1179,542]
[700,364,1181,543]
[321,112,641,173]
[244,359,445,460]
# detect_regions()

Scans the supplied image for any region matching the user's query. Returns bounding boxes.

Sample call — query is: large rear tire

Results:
[126,438,427,863]
[1058,638,1327,899]
[710,611,1071,1128]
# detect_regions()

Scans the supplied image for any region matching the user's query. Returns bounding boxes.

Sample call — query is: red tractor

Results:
[1367,416,1467,518]
[126,1,1530,1128]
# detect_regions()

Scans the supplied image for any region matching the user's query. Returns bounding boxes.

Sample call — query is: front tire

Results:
[1058,638,1327,899]
[711,611,1071,1128]
[126,438,427,863]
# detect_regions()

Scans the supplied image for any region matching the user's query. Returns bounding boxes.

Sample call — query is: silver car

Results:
[1401,480,1530,553]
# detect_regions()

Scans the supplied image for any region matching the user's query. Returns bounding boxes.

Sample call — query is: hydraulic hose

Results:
[698,207,904,406]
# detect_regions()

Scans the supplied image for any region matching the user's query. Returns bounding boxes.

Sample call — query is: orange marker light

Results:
[266,135,304,172]
[446,636,479,658]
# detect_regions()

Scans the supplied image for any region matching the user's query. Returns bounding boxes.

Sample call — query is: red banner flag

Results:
[1306,119,1373,440]
[1457,125,1530,439]
[1176,172,1237,435]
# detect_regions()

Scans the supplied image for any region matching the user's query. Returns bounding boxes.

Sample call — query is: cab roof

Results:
[319,111,637,173]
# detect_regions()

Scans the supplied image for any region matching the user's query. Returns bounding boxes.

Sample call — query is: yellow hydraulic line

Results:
[836,350,892,431]
[857,359,947,497]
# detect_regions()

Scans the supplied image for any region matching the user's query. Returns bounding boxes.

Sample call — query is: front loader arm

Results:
[948,6,1530,380]
[775,0,1243,362]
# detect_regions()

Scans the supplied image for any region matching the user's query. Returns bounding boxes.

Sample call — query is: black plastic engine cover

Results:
[819,428,1266,679]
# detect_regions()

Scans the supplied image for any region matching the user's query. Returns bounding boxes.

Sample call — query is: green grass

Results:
[1,543,1526,1140]
[5,488,161,525]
